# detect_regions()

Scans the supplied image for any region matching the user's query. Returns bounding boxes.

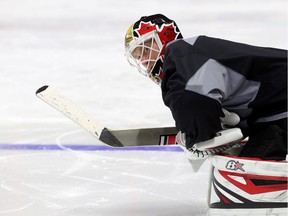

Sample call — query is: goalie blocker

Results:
[208,155,288,216]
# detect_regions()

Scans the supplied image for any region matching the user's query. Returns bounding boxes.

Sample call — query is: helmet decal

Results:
[134,21,181,55]
[125,25,134,48]
[133,21,157,38]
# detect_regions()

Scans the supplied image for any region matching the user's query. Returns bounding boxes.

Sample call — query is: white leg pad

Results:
[208,155,288,216]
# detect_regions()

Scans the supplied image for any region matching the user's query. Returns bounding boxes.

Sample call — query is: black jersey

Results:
[161,36,287,148]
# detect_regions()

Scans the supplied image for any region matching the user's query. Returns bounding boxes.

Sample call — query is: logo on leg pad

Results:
[226,160,245,172]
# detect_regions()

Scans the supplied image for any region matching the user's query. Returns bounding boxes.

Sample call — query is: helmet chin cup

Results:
[149,58,164,86]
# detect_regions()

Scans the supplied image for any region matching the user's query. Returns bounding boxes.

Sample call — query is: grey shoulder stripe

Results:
[256,112,288,123]
[185,59,260,109]
[183,36,199,46]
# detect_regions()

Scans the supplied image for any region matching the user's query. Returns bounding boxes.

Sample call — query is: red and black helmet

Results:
[125,14,183,85]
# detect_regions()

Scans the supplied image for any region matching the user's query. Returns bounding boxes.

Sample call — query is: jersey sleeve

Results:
[161,40,224,149]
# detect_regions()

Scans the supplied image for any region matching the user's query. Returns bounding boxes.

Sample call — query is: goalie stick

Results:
[36,85,178,147]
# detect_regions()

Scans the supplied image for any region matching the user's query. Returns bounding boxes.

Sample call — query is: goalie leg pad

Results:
[208,155,288,216]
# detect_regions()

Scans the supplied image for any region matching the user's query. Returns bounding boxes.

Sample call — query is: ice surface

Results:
[0,148,211,216]
[0,0,286,215]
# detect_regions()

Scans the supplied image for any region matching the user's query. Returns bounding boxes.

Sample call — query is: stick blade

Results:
[36,85,105,139]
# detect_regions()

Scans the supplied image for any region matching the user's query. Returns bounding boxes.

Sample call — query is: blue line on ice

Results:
[0,144,183,152]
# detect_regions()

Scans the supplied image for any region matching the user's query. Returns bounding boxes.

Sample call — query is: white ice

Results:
[0,0,287,215]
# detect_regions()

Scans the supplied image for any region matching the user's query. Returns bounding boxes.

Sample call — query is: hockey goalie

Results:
[124,14,287,215]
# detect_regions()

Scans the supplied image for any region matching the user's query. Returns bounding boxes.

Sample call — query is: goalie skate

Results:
[208,155,288,216]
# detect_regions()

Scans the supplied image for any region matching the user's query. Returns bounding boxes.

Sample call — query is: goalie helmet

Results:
[125,14,183,85]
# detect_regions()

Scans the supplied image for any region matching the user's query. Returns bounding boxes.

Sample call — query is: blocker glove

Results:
[177,128,243,171]
[176,110,243,171]
[177,128,243,159]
